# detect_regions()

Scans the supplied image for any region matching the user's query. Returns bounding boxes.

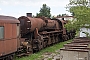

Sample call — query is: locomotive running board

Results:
[39,31,62,34]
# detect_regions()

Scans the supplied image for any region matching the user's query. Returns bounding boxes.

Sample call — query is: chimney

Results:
[26,13,32,17]
[62,18,64,20]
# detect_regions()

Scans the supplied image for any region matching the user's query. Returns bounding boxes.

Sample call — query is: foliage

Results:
[57,14,61,17]
[62,14,68,16]
[65,0,90,31]
[36,4,51,18]
[69,0,88,6]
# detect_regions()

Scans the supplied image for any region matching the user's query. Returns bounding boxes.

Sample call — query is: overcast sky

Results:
[0,0,71,18]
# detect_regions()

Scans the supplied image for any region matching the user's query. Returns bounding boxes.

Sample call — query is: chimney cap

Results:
[26,13,32,17]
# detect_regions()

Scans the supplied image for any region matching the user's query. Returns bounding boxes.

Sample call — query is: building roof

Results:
[57,16,74,18]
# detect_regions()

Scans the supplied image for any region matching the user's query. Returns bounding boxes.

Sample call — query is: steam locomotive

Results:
[0,13,76,60]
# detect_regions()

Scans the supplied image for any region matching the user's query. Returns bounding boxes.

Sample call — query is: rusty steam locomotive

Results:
[0,13,76,60]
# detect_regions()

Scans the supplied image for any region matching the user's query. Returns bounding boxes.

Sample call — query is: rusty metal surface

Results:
[63,37,90,49]
[18,16,45,35]
[39,31,62,35]
[0,15,20,23]
[18,16,61,37]
[60,48,89,52]
[64,44,88,47]
[5,39,17,54]
[12,24,17,38]
[62,38,90,49]
[64,46,88,50]
[67,42,89,45]
[0,16,19,57]
[5,24,12,39]
[72,40,90,43]
[45,19,60,30]
[0,39,17,57]
[75,37,90,39]
[59,20,66,34]
[0,41,4,57]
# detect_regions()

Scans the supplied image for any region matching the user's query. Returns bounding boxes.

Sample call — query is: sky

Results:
[0,0,71,18]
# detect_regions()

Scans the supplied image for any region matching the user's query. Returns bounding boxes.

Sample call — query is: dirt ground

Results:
[36,49,61,60]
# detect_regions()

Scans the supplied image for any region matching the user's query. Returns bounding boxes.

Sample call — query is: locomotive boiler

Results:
[18,16,61,37]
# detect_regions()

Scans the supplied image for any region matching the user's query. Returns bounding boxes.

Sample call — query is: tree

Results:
[36,4,51,18]
[65,0,90,31]
[57,14,61,17]
[62,14,69,16]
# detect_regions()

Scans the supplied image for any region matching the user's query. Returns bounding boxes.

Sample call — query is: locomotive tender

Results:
[0,14,76,60]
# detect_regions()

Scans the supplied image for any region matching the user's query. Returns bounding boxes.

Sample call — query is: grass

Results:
[16,40,72,60]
